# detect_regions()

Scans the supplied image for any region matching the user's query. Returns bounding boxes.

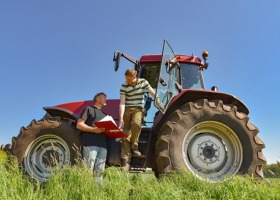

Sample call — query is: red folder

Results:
[93,120,127,138]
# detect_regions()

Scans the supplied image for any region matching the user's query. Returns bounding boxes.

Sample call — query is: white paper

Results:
[99,115,117,125]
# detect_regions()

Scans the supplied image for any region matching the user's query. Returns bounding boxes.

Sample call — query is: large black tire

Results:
[10,117,81,182]
[155,99,266,182]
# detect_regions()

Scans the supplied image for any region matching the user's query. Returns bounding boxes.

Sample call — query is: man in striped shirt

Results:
[119,68,157,171]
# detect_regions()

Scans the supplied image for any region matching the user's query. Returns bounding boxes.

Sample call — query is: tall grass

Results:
[263,163,280,178]
[0,152,279,200]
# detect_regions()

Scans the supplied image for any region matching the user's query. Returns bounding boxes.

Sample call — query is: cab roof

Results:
[139,54,203,66]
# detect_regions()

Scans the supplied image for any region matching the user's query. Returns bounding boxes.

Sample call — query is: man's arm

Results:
[147,87,164,110]
[119,94,126,129]
[76,119,105,133]
[147,87,156,98]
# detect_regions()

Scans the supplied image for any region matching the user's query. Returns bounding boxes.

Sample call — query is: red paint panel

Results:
[139,54,203,65]
[55,99,120,120]
[139,54,162,62]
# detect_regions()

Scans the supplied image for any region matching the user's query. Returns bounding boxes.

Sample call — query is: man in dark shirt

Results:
[76,92,108,186]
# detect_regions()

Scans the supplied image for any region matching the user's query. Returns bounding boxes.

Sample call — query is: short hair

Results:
[93,92,106,102]
[125,68,136,77]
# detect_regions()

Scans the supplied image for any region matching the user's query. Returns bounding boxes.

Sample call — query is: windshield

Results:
[181,63,204,89]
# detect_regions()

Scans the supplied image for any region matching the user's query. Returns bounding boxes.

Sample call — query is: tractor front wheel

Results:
[155,99,266,182]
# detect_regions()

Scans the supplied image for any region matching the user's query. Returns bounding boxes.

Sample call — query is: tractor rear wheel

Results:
[155,99,266,182]
[10,117,81,182]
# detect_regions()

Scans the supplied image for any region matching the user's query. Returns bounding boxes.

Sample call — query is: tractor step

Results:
[129,167,146,173]
[130,128,152,169]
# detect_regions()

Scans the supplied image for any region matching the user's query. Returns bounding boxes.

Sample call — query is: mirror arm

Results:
[120,53,139,65]
[113,51,140,72]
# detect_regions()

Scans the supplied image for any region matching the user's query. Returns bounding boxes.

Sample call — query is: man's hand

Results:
[158,103,165,110]
[119,120,124,131]
[93,127,105,134]
[77,118,105,134]
[155,97,165,110]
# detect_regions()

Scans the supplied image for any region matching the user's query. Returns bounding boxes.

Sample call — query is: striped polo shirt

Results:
[120,78,151,108]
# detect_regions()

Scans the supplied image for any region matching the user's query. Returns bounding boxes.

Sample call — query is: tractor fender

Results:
[169,89,249,114]
[43,106,79,121]
[154,89,249,129]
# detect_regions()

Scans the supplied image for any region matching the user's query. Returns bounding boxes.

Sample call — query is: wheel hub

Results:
[42,150,60,167]
[188,133,227,171]
[24,135,70,182]
[199,142,218,162]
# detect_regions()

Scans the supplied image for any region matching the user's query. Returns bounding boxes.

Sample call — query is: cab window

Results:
[140,64,160,88]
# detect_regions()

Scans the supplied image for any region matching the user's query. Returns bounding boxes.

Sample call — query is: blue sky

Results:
[0,1,279,164]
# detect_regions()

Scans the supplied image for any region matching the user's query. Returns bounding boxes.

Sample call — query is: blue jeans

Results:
[83,146,107,186]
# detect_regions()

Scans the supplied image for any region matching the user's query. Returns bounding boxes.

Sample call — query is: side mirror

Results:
[113,51,122,71]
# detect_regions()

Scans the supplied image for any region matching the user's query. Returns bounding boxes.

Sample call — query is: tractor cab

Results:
[113,40,208,119]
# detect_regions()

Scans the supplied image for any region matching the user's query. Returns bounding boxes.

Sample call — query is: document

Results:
[93,116,127,138]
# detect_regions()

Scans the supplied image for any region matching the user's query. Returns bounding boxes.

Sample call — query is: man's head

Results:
[125,68,137,85]
[93,92,107,106]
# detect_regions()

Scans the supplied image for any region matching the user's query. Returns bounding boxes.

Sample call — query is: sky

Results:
[0,0,279,164]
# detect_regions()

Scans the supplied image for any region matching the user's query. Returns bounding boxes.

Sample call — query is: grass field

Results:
[0,151,280,200]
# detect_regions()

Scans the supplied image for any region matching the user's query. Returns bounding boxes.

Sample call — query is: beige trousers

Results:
[121,106,143,162]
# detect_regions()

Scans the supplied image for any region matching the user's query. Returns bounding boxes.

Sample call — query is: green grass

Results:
[0,154,280,200]
[0,150,7,161]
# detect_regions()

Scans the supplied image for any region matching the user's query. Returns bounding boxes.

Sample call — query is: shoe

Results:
[122,161,130,172]
[132,146,141,157]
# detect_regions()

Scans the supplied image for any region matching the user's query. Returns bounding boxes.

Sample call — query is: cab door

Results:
[155,40,181,113]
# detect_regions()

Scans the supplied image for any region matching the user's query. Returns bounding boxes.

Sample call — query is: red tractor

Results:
[10,40,266,182]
